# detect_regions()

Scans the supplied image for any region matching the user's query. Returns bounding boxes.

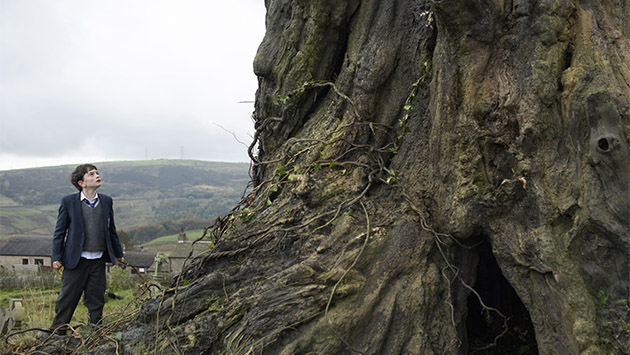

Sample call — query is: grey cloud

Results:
[0,1,264,170]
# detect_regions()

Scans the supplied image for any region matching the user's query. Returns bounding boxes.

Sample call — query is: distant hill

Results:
[0,160,250,240]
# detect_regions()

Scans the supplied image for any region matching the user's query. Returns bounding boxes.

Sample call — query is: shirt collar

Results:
[80,192,99,202]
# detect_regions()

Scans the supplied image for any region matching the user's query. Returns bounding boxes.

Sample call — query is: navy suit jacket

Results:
[51,192,124,269]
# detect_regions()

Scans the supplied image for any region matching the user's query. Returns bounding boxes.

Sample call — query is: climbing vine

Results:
[166,63,511,353]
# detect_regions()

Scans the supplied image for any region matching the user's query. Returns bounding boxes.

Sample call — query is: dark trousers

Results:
[50,257,106,333]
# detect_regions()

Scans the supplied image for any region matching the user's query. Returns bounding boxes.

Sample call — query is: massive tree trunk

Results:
[119,0,629,354]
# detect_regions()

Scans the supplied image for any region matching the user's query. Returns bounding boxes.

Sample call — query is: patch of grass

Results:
[0,286,143,353]
[0,195,19,207]
[0,206,58,235]
[143,229,205,246]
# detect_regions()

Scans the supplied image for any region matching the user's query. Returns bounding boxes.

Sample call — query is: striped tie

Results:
[84,198,98,208]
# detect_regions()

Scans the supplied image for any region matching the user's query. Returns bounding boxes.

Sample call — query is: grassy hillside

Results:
[140,229,207,254]
[0,160,250,240]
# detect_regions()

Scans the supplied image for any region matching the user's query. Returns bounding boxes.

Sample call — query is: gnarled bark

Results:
[117,0,629,354]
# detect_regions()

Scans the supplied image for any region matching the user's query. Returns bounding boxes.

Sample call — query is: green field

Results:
[143,229,206,246]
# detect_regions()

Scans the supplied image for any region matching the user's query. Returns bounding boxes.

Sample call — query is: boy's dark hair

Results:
[70,164,98,191]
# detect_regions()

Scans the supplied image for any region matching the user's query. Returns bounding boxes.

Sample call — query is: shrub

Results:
[107,267,136,292]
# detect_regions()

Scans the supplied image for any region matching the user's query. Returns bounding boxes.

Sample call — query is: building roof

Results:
[123,251,156,269]
[0,236,51,257]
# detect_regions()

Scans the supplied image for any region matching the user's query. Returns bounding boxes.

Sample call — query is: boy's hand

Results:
[52,261,63,269]
[116,257,125,267]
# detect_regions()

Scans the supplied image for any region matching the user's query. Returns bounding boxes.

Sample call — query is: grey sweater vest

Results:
[81,202,106,252]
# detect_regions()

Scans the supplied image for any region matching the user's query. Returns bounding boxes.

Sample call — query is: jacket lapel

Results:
[74,193,85,234]
[100,196,109,236]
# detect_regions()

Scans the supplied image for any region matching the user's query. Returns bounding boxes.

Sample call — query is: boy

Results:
[43,164,124,337]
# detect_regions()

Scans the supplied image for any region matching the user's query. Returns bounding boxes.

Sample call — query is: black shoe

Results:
[36,330,52,341]
[37,327,68,341]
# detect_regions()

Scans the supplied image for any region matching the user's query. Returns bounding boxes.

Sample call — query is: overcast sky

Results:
[0,1,266,171]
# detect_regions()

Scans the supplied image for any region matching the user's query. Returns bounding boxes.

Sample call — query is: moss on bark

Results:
[109,1,629,354]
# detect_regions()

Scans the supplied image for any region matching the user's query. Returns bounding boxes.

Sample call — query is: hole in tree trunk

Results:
[465,238,538,354]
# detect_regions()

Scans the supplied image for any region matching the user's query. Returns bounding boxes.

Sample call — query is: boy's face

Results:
[78,169,101,190]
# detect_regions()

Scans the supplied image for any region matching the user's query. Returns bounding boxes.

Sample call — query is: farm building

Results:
[0,236,52,272]
[0,236,156,275]
[121,250,156,274]
[167,241,211,273]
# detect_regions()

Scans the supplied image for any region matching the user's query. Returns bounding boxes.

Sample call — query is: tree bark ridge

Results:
[115,1,629,354]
